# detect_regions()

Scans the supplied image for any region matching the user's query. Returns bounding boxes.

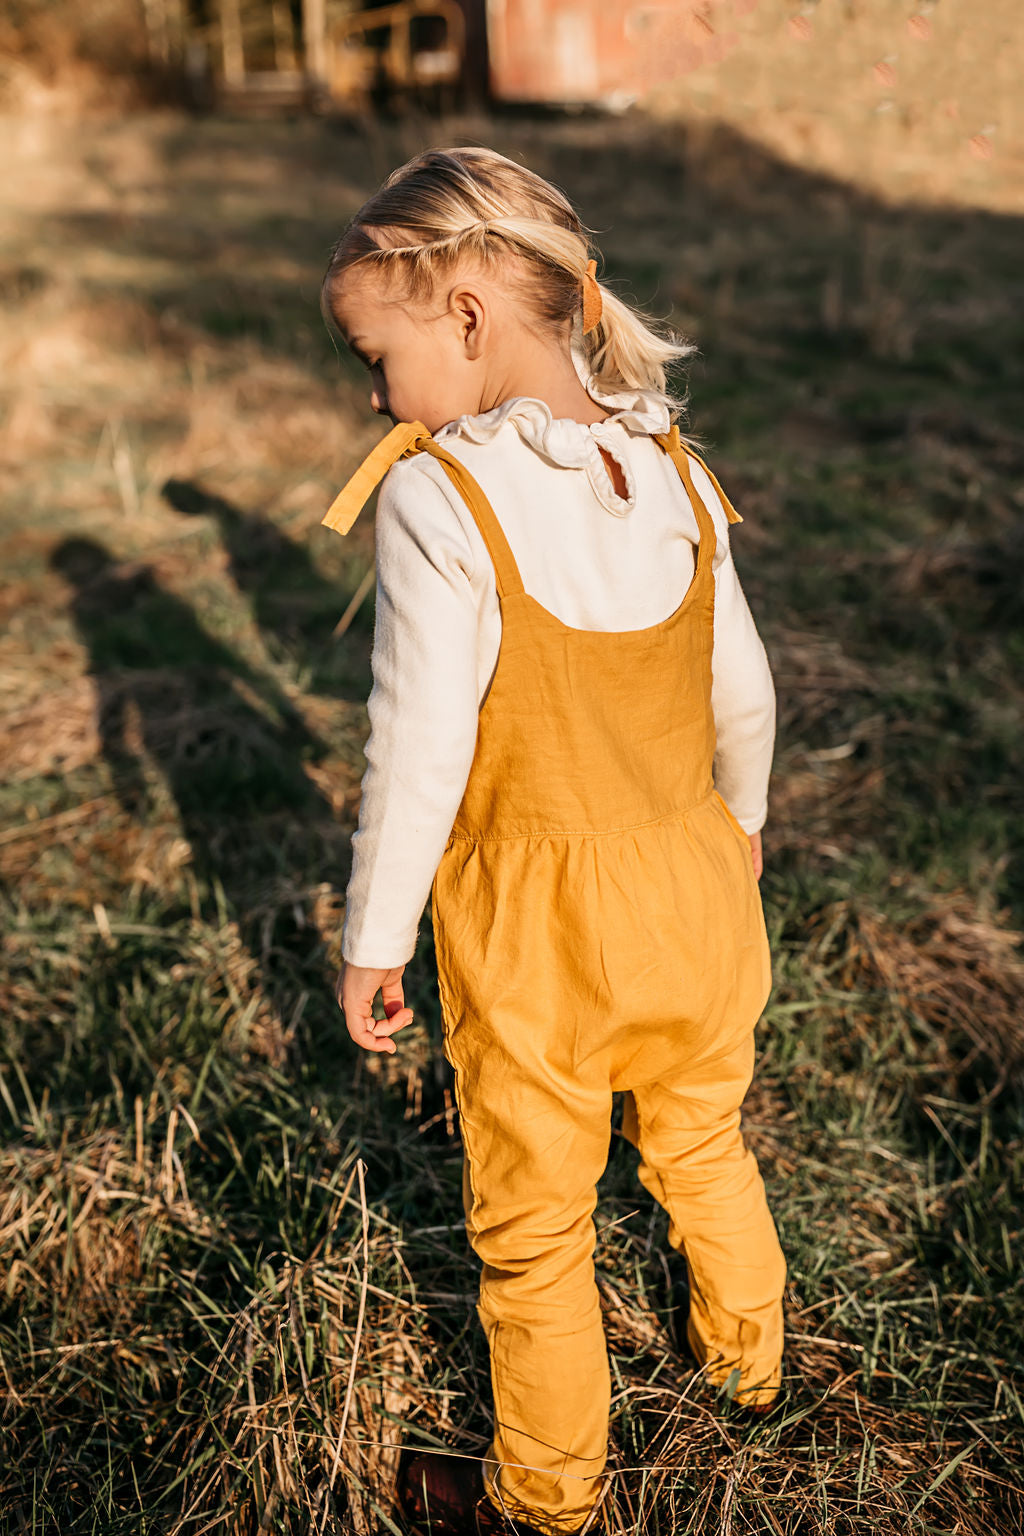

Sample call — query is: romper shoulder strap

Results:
[653,425,744,525]
[418,439,525,599]
[322,419,525,599]
[654,428,716,574]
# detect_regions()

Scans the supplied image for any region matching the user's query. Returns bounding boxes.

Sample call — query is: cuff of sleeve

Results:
[341,938,418,969]
[341,908,421,970]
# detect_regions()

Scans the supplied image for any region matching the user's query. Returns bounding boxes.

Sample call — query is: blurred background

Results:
[1,4,1023,1533]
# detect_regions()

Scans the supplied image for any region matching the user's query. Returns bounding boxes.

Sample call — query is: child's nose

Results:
[370,387,388,416]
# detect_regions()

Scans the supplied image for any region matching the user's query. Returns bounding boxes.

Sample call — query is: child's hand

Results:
[749,830,764,881]
[337,963,413,1054]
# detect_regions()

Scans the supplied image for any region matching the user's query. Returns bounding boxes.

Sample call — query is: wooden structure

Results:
[328,0,465,107]
[142,0,706,111]
[485,0,726,107]
[143,0,468,110]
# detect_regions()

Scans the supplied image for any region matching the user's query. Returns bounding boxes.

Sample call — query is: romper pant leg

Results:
[622,1029,786,1407]
[447,1021,614,1535]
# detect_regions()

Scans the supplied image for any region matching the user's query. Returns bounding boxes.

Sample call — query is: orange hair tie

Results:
[582,258,603,335]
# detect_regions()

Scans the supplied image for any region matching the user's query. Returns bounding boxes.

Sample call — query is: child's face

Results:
[329,269,483,433]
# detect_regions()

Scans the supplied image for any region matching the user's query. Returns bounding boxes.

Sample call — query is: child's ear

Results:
[448,285,487,359]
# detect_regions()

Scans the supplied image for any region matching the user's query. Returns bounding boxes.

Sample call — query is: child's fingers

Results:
[373,975,413,1039]
[344,1004,398,1054]
[336,962,411,1054]
[369,1006,414,1038]
[380,975,407,1017]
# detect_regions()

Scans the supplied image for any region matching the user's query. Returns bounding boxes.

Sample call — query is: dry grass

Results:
[2,25,1024,1533]
[646,0,1024,217]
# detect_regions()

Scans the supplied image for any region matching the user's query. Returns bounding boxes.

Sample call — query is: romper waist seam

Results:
[447,787,718,845]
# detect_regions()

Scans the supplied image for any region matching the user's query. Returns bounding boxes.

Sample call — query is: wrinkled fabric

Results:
[433,377,671,516]
[330,421,776,967]
[428,431,787,1534]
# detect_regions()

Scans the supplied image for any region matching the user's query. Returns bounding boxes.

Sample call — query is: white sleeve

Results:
[341,457,481,968]
[690,460,776,835]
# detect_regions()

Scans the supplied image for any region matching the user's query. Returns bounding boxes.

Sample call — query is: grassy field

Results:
[1,97,1023,1535]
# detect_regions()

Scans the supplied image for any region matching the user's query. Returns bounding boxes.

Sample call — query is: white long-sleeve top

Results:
[341,384,776,969]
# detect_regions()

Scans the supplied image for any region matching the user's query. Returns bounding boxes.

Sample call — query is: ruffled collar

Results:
[434,363,671,516]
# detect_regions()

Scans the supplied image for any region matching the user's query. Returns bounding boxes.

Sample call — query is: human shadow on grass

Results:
[161,478,371,690]
[49,535,346,1036]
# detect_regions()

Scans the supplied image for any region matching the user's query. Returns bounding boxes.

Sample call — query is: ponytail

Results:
[580,274,697,424]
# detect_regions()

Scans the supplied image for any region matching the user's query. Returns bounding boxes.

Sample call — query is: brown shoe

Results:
[736,1386,787,1420]
[397,1449,550,1535]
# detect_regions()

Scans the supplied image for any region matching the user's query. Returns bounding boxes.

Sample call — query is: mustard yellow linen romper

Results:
[324,421,787,1536]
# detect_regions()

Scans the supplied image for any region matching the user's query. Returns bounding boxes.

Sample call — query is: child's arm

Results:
[338,457,481,1046]
[689,459,776,870]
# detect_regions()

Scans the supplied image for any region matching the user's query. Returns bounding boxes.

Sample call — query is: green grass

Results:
[1,106,1023,1534]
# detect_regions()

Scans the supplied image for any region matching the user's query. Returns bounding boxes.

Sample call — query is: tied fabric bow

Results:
[322,421,430,535]
[322,421,520,538]
[582,258,603,335]
[321,419,743,540]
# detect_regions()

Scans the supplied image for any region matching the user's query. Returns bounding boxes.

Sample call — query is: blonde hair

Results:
[322,146,698,427]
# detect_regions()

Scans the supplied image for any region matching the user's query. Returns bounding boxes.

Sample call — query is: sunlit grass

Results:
[1,104,1022,1533]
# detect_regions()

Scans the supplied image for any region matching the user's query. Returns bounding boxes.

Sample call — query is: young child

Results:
[319,146,786,1536]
